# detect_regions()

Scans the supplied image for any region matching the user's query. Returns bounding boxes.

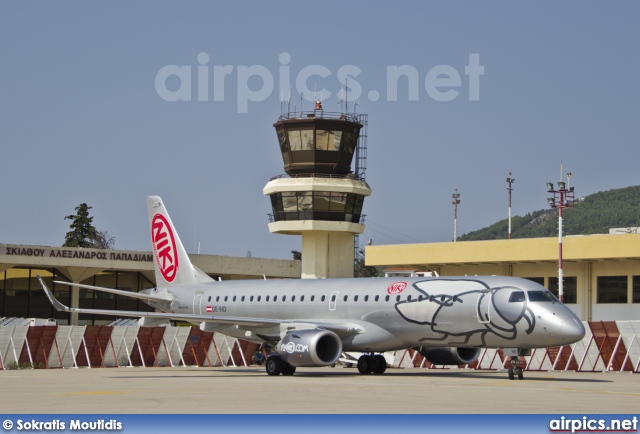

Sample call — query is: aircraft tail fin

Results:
[147,196,213,287]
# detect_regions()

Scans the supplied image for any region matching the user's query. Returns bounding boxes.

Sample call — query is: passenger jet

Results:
[38,196,585,379]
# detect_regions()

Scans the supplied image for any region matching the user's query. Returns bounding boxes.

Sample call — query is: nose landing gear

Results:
[507,353,524,380]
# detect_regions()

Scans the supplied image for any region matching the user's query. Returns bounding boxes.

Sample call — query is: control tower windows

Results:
[273,117,362,175]
[288,128,314,151]
[316,130,341,151]
[342,131,357,155]
[270,192,365,223]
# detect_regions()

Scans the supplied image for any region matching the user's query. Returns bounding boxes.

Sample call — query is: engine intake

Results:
[276,329,342,367]
[415,346,481,365]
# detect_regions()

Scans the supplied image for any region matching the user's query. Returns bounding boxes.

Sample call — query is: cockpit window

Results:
[528,291,559,302]
[509,291,526,302]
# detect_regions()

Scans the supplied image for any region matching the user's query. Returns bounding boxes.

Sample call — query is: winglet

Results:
[36,275,73,313]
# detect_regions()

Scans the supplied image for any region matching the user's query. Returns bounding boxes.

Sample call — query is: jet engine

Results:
[414,346,481,365]
[275,329,342,367]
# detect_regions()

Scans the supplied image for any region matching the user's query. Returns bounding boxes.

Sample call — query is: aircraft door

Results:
[476,289,492,324]
[194,292,204,315]
[329,291,339,311]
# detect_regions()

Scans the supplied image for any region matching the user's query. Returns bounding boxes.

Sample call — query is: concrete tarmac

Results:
[0,366,638,414]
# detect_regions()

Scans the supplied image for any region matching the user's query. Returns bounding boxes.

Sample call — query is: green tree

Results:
[63,203,115,249]
[92,230,115,249]
[291,250,302,261]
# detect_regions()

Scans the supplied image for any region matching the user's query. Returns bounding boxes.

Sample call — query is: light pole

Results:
[506,173,515,239]
[452,189,460,242]
[547,175,576,303]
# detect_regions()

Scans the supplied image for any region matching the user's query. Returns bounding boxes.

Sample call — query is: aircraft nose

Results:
[539,309,586,346]
[562,316,586,344]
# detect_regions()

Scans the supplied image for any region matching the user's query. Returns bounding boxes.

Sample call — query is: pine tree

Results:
[63,203,115,248]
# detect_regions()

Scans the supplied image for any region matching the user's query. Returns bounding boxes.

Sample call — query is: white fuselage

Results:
[148,275,585,352]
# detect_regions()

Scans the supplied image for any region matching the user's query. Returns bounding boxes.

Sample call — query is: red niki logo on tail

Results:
[151,213,179,282]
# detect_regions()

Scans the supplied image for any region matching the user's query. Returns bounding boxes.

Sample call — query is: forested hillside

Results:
[458,186,640,241]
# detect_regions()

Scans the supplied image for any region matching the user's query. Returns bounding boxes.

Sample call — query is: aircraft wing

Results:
[37,276,359,334]
[52,281,173,303]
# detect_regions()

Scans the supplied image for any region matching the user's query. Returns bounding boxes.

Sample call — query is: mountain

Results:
[458,185,640,241]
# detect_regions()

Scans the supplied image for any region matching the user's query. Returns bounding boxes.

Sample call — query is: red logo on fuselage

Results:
[387,282,407,294]
[151,213,179,283]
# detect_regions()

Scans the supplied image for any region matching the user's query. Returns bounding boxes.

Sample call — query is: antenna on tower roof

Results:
[299,92,304,117]
[345,78,348,114]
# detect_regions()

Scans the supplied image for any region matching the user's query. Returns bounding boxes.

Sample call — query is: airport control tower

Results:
[264,101,371,278]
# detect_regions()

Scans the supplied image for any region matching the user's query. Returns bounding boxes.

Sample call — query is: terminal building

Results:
[0,244,300,325]
[365,232,640,321]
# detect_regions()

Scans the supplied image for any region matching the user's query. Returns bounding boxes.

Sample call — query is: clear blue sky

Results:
[1,2,639,259]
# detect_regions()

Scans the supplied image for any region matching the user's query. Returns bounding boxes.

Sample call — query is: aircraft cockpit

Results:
[508,290,560,303]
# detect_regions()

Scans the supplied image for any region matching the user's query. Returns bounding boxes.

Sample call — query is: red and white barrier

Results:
[2,321,639,372]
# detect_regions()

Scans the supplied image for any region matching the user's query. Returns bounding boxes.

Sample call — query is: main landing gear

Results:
[265,356,296,376]
[507,355,524,380]
[357,353,387,375]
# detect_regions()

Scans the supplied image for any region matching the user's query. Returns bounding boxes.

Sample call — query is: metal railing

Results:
[268,212,365,225]
[269,173,367,182]
[277,110,360,123]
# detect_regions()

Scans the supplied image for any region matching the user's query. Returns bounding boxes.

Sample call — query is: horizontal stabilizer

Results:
[53,281,173,302]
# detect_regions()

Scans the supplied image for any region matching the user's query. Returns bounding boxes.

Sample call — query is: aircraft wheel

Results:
[508,367,514,380]
[516,367,524,380]
[373,355,387,374]
[281,363,296,376]
[266,356,283,376]
[357,355,373,374]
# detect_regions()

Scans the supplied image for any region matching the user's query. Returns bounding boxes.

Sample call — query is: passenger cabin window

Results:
[407,295,412,302]
[291,296,295,302]
[385,295,390,302]
[509,291,526,302]
[375,295,379,302]
[396,295,401,302]
[528,291,558,302]
[216,296,220,302]
[250,296,254,302]
[233,296,237,302]
[207,296,211,302]
[224,296,228,302]
[311,295,315,302]
[266,296,270,302]
[364,295,369,302]
[301,296,304,302]
[343,295,348,302]
[241,296,245,302]
[331,295,336,302]
[354,295,358,302]
[282,296,286,302]
[257,296,261,302]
